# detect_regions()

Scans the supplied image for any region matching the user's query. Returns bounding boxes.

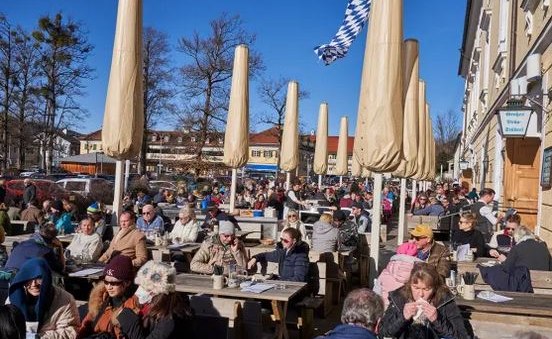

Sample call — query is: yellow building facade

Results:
[459,0,552,243]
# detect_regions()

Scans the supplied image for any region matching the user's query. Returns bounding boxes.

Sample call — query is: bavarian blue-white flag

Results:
[314,0,371,65]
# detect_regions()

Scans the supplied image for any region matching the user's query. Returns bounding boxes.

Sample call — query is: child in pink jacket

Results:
[374,242,422,308]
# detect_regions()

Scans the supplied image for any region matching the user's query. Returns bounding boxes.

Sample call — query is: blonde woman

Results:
[280,209,307,241]
[169,207,199,243]
[311,213,338,253]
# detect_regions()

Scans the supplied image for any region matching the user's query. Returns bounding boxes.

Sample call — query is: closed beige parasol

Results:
[102,0,144,160]
[313,103,328,176]
[353,0,404,173]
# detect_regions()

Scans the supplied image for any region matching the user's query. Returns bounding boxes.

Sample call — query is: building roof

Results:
[327,136,354,155]
[80,129,102,141]
[250,127,280,145]
[60,153,117,164]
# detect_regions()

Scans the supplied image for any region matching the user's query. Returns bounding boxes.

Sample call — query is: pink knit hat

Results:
[396,242,417,256]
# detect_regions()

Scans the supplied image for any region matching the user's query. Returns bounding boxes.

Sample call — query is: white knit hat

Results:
[134,260,176,296]
[219,220,235,235]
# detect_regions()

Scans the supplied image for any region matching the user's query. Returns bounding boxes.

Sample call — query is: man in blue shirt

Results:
[136,204,164,235]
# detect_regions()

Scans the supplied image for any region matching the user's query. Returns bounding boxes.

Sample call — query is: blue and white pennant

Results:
[314,0,371,65]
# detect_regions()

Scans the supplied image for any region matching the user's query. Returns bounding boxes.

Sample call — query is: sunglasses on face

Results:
[412,236,427,241]
[288,215,298,218]
[280,238,291,244]
[104,280,124,287]
[142,211,152,215]
[505,227,515,231]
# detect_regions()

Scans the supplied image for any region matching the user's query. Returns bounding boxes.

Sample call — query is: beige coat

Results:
[7,286,81,339]
[190,236,248,274]
[98,225,147,267]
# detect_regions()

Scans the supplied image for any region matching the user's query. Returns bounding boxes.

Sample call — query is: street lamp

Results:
[459,159,469,170]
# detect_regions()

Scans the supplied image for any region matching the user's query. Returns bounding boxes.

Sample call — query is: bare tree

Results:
[0,14,17,170]
[175,13,263,174]
[11,27,41,169]
[32,12,94,173]
[138,27,176,174]
[433,109,461,172]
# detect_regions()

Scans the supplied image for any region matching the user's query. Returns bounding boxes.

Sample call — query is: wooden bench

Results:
[457,291,552,335]
[190,295,242,339]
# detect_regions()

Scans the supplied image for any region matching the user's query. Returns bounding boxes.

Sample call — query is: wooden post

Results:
[397,178,407,245]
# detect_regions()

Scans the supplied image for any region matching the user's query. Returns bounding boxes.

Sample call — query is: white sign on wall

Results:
[498,109,532,137]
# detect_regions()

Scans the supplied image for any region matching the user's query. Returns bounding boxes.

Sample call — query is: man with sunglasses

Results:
[190,221,248,275]
[136,204,164,237]
[489,213,520,258]
[409,224,450,278]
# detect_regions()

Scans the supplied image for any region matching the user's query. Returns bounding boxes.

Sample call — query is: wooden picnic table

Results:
[147,243,201,263]
[175,273,307,339]
[457,290,552,329]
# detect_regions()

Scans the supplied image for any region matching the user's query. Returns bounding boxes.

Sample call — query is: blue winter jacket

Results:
[4,234,63,274]
[254,241,309,282]
[315,324,378,339]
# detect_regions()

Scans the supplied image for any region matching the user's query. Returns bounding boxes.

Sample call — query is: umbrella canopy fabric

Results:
[414,80,427,180]
[313,103,329,175]
[353,0,404,173]
[279,81,300,172]
[223,45,249,168]
[102,0,144,160]
[393,39,419,178]
[334,116,349,176]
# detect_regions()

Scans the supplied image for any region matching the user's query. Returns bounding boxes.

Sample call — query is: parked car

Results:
[56,178,114,204]
[149,180,177,192]
[5,179,90,213]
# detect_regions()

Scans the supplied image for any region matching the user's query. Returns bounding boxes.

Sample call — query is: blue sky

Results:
[1,0,467,136]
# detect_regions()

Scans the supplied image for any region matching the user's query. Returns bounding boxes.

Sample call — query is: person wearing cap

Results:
[373,242,423,309]
[50,199,74,235]
[78,254,139,339]
[5,222,65,275]
[20,199,45,227]
[66,217,103,262]
[136,204,165,237]
[117,261,195,339]
[190,220,248,275]
[351,202,371,234]
[201,201,239,231]
[409,224,450,278]
[98,211,148,268]
[8,257,80,338]
[87,202,113,243]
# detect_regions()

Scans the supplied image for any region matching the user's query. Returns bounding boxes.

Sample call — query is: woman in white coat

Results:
[169,207,199,243]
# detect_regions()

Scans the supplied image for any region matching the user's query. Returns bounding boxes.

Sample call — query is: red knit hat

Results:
[103,254,135,281]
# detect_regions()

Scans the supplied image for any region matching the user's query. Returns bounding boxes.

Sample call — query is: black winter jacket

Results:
[379,288,470,339]
[118,307,196,339]
[254,240,309,282]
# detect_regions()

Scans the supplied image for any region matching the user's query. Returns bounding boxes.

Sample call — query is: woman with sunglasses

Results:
[78,254,139,339]
[247,228,309,282]
[451,213,487,258]
[8,257,80,338]
[280,209,307,242]
[379,263,469,339]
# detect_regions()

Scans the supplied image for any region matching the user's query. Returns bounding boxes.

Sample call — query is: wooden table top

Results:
[457,291,552,317]
[175,273,306,302]
[147,243,201,253]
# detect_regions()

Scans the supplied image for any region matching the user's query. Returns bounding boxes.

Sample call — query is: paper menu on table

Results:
[477,291,513,303]
[456,244,471,261]
[240,283,275,293]
[68,268,104,277]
